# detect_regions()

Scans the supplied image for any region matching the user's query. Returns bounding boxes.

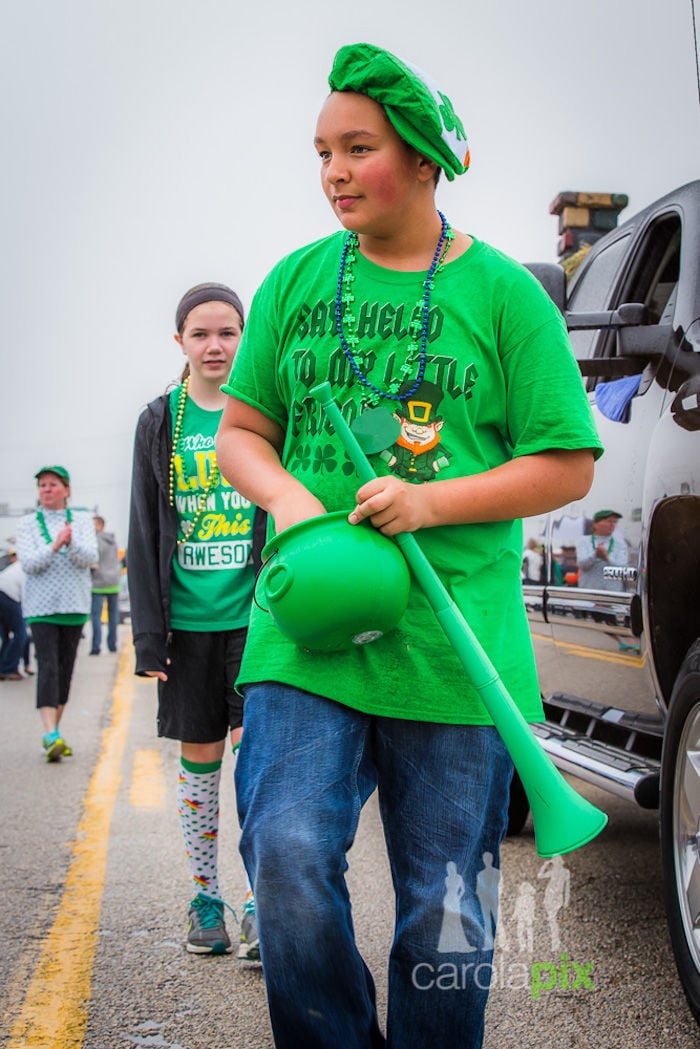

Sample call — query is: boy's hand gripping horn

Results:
[311,382,607,857]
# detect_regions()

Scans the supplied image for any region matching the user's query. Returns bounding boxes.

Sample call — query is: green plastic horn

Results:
[311,381,608,858]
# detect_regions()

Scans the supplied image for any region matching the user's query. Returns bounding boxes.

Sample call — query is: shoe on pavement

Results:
[186,894,233,955]
[42,731,66,762]
[62,741,73,757]
[238,895,260,961]
[0,672,23,680]
[89,650,100,656]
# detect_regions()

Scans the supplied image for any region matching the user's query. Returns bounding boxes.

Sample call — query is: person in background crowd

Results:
[90,515,122,655]
[521,538,544,584]
[576,509,629,591]
[16,466,98,760]
[128,283,262,960]
[0,549,28,680]
[23,636,34,674]
[560,545,579,585]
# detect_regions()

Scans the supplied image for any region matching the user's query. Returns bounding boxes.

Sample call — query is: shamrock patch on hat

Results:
[329,43,470,180]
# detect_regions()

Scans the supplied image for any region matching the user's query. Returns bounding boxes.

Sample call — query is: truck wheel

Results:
[506,769,530,836]
[661,638,700,1024]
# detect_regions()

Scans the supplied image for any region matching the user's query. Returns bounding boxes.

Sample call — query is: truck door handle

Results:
[671,374,700,431]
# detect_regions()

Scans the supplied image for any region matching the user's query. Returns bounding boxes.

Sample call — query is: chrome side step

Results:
[534,692,663,809]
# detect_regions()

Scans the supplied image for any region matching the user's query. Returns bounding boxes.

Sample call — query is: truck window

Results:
[567,234,631,359]
[618,216,680,325]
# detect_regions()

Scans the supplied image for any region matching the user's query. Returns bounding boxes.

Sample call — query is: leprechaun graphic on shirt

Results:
[380,380,452,483]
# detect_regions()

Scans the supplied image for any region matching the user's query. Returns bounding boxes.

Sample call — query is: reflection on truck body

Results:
[519,180,700,1024]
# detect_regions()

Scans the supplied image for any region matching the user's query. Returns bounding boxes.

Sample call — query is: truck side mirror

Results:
[566,303,648,331]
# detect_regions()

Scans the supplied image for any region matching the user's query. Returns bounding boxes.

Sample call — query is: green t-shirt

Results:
[169,387,255,631]
[222,233,603,724]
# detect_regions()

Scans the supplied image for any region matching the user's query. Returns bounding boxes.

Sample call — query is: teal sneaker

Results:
[238,893,260,961]
[42,731,66,762]
[186,894,233,955]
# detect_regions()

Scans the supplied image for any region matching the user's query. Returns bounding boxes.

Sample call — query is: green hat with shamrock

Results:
[328,43,470,181]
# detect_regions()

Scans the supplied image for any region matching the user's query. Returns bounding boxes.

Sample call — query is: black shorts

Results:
[157,628,247,743]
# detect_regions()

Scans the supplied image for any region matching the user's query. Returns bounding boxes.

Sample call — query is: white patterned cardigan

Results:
[16,508,99,618]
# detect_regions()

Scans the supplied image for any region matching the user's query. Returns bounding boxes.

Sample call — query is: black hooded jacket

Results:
[128,393,179,675]
[127,392,266,676]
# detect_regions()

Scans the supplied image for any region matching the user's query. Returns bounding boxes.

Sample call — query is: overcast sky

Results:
[2,0,699,544]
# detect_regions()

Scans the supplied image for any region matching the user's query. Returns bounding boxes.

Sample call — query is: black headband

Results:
[175,283,245,333]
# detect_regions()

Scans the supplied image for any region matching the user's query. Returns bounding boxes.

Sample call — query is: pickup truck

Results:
[517,180,700,1022]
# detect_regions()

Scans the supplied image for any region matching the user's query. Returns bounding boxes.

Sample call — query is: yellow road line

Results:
[7,645,134,1048]
[531,630,646,668]
[130,749,166,809]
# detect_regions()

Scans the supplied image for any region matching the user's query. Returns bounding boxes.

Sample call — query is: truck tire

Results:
[506,769,530,837]
[660,638,700,1024]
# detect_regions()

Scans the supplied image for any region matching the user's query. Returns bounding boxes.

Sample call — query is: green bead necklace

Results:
[36,507,72,544]
[168,376,220,546]
[335,211,454,408]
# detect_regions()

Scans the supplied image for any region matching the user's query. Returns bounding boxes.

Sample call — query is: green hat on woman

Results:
[35,465,70,484]
[593,509,622,522]
[328,42,470,181]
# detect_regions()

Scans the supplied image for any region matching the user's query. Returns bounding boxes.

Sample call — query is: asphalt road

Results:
[2,629,699,1048]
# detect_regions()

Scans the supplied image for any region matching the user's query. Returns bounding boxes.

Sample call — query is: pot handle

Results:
[253,547,278,612]
[264,562,293,603]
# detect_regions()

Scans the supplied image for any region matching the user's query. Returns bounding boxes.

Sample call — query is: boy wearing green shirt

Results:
[217,43,602,1049]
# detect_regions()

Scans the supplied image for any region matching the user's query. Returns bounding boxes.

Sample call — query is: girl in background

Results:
[128,283,259,958]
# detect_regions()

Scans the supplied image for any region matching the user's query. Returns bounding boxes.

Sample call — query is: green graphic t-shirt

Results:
[169,388,255,631]
[222,234,603,724]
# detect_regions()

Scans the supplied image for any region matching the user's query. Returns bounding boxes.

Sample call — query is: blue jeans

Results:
[90,591,119,653]
[236,683,513,1049]
[0,592,28,674]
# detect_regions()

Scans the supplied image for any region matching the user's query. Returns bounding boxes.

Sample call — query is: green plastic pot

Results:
[259,511,411,651]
